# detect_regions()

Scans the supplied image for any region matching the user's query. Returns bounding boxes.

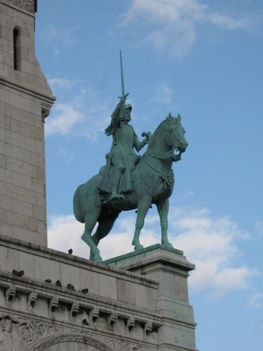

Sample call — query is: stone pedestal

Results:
[105,244,197,351]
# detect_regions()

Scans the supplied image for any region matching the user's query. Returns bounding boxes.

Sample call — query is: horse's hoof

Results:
[162,241,174,249]
[90,253,102,263]
[133,243,144,251]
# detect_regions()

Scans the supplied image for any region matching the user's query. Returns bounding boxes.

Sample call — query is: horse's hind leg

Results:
[92,212,119,247]
[132,195,152,251]
[157,198,173,249]
[81,209,102,262]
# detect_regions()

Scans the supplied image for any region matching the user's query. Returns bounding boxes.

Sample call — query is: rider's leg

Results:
[110,155,125,200]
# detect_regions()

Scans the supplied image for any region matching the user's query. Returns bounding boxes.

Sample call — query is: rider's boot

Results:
[109,168,124,200]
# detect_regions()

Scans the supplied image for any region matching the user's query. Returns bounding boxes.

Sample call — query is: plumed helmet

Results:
[121,104,132,112]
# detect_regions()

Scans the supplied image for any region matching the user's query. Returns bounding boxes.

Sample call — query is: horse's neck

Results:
[146,137,172,157]
[143,138,174,174]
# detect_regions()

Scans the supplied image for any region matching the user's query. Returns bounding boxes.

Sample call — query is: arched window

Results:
[13,27,21,70]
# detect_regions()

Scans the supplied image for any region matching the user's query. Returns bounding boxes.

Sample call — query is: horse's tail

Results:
[73,184,86,223]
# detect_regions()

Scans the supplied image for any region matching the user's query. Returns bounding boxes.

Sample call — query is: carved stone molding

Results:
[19,319,62,349]
[33,332,114,351]
[0,313,144,351]
[28,292,38,312]
[114,340,140,351]
[41,107,50,123]
[0,314,18,333]
[5,286,16,306]
[4,0,36,13]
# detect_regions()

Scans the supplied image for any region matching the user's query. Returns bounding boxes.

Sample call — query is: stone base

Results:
[0,236,197,351]
[105,245,197,351]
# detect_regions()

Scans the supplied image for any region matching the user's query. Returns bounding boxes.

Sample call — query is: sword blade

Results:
[120,50,125,98]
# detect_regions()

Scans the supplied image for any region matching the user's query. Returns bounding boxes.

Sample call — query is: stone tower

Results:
[0,0,54,246]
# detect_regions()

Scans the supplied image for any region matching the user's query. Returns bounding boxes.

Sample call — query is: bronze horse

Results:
[73,114,188,262]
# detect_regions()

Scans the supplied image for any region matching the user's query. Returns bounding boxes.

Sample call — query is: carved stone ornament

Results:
[4,0,36,13]
[33,332,114,351]
[114,340,140,351]
[41,107,50,123]
[19,319,62,349]
[0,314,20,351]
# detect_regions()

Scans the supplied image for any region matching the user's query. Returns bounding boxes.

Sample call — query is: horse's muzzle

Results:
[178,142,188,153]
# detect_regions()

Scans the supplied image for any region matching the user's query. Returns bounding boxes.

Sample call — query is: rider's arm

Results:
[133,130,150,152]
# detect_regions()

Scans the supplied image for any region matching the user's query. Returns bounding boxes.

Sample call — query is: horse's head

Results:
[163,113,188,152]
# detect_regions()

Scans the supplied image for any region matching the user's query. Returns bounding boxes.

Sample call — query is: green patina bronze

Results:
[73,53,188,262]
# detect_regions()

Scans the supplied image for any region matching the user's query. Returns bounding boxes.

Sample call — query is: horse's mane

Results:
[145,116,176,154]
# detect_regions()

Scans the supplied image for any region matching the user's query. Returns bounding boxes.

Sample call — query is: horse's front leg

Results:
[132,195,152,251]
[157,199,173,249]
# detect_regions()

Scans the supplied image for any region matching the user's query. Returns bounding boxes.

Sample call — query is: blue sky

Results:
[35,1,263,350]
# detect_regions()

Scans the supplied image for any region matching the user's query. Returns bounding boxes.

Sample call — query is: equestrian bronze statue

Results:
[73,53,188,262]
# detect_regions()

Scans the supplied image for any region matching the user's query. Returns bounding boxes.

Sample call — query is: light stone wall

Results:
[0,0,55,246]
[0,236,197,351]
[0,235,161,351]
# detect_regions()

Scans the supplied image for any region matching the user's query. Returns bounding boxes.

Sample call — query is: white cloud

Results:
[48,77,73,90]
[48,205,257,296]
[45,102,85,136]
[41,25,77,46]
[45,80,112,140]
[255,221,263,237]
[167,206,256,293]
[152,83,173,106]
[209,12,250,30]
[249,293,263,308]
[48,214,156,260]
[121,0,252,57]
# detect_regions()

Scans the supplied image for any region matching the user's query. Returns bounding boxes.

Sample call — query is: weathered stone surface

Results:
[0,235,197,351]
[105,245,197,350]
[0,0,55,245]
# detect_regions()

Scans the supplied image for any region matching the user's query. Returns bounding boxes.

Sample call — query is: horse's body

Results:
[73,114,188,262]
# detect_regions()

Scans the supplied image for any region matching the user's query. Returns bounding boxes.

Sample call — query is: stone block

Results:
[11,197,33,217]
[7,210,38,232]
[4,103,35,126]
[32,165,45,181]
[32,205,44,220]
[0,114,10,129]
[6,157,33,177]
[6,183,37,205]
[12,225,35,243]
[116,279,136,305]
[0,168,31,189]
[31,126,43,141]
[60,264,81,290]
[9,117,32,137]
[0,193,11,210]
[38,255,61,282]
[79,269,100,295]
[0,153,7,168]
[0,222,12,237]
[37,220,45,235]
[99,274,117,300]
[0,180,7,195]
[0,207,8,222]
[31,178,44,194]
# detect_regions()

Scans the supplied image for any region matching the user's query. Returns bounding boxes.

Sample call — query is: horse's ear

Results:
[167,112,173,121]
